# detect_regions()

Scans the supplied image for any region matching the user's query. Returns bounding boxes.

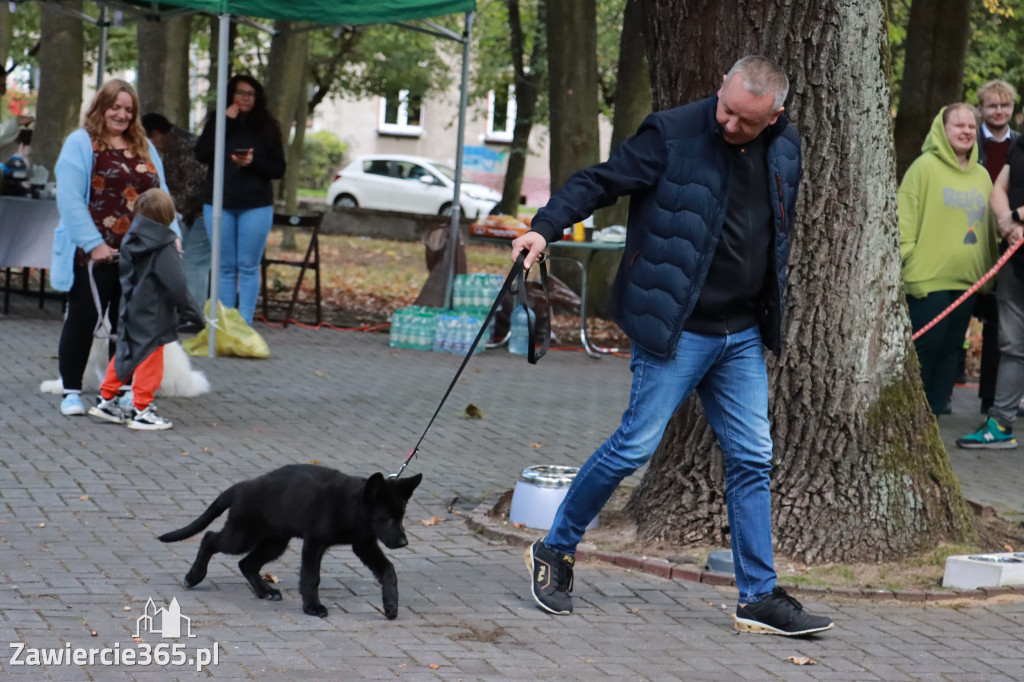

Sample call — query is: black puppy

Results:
[158,464,422,619]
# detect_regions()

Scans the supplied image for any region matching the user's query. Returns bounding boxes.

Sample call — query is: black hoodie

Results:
[114,215,204,379]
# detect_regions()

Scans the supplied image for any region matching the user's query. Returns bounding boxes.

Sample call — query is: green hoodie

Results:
[898,107,998,297]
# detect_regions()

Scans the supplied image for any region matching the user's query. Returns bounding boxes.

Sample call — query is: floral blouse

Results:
[74,141,160,267]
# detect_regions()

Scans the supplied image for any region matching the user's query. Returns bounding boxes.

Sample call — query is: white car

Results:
[326,154,502,219]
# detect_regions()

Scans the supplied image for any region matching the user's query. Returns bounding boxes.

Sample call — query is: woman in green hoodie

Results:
[899,103,1000,416]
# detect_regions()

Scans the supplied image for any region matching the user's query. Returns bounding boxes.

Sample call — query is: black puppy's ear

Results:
[364,472,385,501]
[396,472,422,499]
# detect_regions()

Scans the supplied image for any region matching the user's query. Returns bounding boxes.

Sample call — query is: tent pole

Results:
[96,6,107,90]
[444,10,474,310]
[208,13,230,357]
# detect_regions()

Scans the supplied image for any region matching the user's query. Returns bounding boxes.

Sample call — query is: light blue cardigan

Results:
[50,128,181,292]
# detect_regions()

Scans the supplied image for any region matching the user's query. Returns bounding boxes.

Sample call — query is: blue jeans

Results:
[181,216,211,309]
[203,204,274,324]
[545,326,777,602]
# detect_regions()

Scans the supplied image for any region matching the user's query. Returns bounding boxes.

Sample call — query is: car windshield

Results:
[432,164,457,182]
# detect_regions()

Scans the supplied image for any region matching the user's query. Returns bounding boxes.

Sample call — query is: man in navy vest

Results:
[512,55,832,636]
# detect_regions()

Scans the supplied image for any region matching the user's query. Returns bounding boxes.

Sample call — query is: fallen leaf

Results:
[38,523,45,528]
[203,447,210,453]
[79,496,89,501]
[420,516,443,526]
[134,638,143,643]
[182,452,189,457]
[123,606,131,611]
[512,522,525,529]
[1005,544,1014,553]
[630,608,640,614]
[460,404,484,419]
[90,631,97,637]
[530,443,543,448]
[454,510,462,515]
[429,664,440,670]
[263,573,279,584]
[308,459,321,465]
[783,656,816,666]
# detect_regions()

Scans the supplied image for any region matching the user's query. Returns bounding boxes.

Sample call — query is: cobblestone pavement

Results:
[2,297,1024,680]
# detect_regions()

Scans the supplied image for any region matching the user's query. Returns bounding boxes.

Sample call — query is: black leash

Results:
[391,250,550,479]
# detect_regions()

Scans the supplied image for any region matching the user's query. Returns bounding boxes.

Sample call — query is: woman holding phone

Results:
[195,74,286,325]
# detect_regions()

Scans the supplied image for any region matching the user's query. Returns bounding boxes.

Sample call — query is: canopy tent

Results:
[42,0,476,355]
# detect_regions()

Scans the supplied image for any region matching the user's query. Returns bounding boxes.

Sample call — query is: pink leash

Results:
[911,239,1023,341]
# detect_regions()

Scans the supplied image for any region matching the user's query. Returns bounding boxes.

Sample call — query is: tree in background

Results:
[33,3,82,173]
[546,0,600,190]
[626,0,975,564]
[891,0,971,180]
[136,15,191,128]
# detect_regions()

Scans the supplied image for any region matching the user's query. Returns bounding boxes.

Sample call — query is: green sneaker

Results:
[956,418,1017,450]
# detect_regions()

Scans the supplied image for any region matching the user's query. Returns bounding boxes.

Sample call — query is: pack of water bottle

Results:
[388,306,441,351]
[431,312,489,355]
[453,273,504,312]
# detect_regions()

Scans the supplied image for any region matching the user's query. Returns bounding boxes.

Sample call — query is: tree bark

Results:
[626,0,976,563]
[892,0,971,181]
[546,0,600,191]
[594,0,651,229]
[34,4,83,173]
[136,15,191,128]
[497,0,546,216]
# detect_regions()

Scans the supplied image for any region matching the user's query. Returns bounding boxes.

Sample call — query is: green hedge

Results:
[299,130,348,190]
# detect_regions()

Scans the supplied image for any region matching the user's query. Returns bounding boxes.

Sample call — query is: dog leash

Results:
[391,249,550,479]
[912,238,1023,341]
[87,258,118,341]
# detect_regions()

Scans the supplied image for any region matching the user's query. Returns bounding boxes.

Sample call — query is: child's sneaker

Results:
[956,417,1017,449]
[87,396,125,424]
[127,404,173,431]
[60,393,85,416]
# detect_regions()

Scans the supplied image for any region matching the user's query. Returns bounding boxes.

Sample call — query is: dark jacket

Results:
[530,95,801,358]
[195,112,286,209]
[114,215,204,379]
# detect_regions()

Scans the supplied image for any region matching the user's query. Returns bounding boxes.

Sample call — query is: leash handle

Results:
[912,238,1023,341]
[391,250,549,478]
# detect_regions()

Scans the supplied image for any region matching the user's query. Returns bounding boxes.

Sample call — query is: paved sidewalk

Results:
[2,297,1024,680]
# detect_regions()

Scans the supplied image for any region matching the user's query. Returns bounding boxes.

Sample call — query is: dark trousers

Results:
[58,263,120,393]
[907,290,976,416]
[976,293,1000,409]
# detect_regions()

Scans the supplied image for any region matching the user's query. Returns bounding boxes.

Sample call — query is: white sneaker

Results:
[88,396,125,424]
[127,404,173,431]
[60,393,85,416]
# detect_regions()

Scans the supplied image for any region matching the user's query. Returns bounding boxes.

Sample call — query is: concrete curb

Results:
[465,504,1024,604]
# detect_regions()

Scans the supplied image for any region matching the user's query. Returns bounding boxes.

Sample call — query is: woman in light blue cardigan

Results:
[51,79,180,417]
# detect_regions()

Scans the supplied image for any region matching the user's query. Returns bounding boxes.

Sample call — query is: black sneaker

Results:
[525,540,574,615]
[733,587,834,636]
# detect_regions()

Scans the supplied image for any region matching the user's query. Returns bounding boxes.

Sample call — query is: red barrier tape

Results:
[911,238,1023,341]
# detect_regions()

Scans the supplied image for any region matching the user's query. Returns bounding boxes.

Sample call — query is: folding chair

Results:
[260,212,324,327]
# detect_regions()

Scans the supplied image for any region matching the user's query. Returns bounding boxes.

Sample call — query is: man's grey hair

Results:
[724,55,789,111]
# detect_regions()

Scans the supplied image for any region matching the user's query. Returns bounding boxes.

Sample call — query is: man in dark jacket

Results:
[514,56,833,636]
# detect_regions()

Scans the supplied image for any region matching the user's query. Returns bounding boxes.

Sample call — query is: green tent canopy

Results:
[151,0,475,25]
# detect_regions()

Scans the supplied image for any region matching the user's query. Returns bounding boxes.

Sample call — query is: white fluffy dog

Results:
[40,337,210,397]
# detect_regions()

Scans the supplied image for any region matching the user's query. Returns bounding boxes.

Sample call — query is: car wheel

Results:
[333,194,358,208]
[439,203,465,219]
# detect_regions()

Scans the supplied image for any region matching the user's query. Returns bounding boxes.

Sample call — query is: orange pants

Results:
[100,345,164,410]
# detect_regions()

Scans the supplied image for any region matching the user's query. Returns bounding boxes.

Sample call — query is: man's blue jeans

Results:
[545,326,777,602]
[203,204,274,325]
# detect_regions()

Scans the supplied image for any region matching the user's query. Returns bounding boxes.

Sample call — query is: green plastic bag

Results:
[183,301,270,358]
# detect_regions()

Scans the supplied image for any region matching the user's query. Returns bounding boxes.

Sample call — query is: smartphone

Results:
[233,148,249,155]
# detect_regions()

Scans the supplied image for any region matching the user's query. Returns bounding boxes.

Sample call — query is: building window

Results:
[378,89,423,137]
[486,86,516,143]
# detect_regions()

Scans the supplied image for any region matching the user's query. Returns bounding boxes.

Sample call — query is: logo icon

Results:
[134,598,195,639]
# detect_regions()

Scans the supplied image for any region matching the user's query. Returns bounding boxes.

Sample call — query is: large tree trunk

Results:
[892,0,971,181]
[34,4,83,173]
[136,15,191,128]
[265,20,310,247]
[626,0,975,564]
[594,0,651,229]
[545,0,600,190]
[497,0,546,216]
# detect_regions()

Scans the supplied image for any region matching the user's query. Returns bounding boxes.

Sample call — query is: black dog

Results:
[158,464,422,619]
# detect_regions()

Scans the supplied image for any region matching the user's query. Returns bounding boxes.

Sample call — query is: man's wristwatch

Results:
[1013,208,1022,224]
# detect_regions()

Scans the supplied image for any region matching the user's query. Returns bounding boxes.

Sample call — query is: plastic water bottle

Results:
[389,309,405,348]
[509,306,536,355]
